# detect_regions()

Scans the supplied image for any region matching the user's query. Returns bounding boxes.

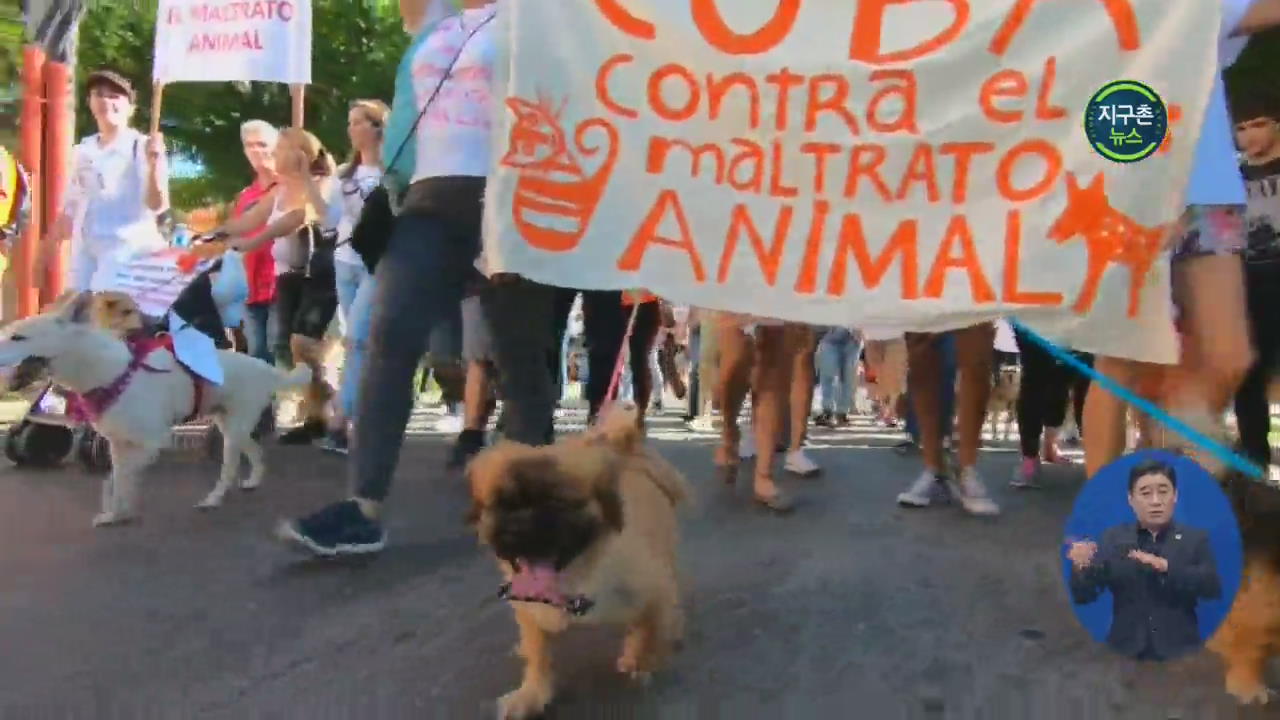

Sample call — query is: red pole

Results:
[42,60,73,304]
[17,45,45,318]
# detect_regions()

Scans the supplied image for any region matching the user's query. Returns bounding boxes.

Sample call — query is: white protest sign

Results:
[483,0,1224,364]
[105,249,211,318]
[153,0,312,84]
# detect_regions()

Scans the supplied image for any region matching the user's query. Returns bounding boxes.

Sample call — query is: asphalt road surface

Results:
[0,409,1266,719]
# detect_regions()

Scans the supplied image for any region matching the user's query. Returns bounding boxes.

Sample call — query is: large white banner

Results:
[153,0,312,84]
[483,0,1224,363]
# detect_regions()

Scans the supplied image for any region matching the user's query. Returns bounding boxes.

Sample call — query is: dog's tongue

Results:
[509,562,565,605]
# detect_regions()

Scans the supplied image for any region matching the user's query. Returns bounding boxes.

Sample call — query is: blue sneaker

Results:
[275,500,386,557]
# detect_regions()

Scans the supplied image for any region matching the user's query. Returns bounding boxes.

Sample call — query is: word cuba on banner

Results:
[482,0,1222,364]
[153,0,312,84]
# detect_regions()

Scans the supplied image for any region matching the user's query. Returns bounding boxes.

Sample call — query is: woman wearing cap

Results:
[41,69,169,292]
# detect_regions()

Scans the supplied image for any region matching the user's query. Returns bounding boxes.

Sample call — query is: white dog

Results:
[0,292,311,526]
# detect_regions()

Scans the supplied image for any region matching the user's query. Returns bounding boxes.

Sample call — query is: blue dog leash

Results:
[1007,319,1265,480]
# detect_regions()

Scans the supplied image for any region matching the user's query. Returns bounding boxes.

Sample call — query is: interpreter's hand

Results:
[1128,549,1169,573]
[1068,540,1098,569]
[146,132,166,167]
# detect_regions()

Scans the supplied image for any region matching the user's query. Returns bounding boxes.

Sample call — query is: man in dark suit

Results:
[1067,459,1222,661]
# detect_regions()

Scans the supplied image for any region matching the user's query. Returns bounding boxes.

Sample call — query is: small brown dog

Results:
[1207,473,1280,705]
[6,292,147,392]
[89,291,147,337]
[467,406,690,719]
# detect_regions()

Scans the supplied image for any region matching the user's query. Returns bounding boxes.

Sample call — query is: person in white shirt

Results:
[1082,0,1280,478]
[42,69,169,293]
[327,100,387,332]
[308,99,388,454]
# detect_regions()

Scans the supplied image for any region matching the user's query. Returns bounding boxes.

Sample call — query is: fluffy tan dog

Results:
[1207,473,1280,705]
[466,406,690,719]
[89,291,147,337]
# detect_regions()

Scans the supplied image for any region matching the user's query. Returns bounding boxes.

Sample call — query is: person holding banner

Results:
[1083,0,1280,478]
[712,314,810,513]
[232,119,282,365]
[897,324,1000,516]
[278,0,498,556]
[40,70,169,293]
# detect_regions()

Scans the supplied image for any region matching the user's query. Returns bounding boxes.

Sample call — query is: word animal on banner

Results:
[153,0,311,84]
[108,249,212,318]
[483,0,1224,364]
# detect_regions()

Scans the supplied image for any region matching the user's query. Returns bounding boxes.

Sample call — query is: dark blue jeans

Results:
[905,333,957,443]
[243,302,274,365]
[351,181,482,502]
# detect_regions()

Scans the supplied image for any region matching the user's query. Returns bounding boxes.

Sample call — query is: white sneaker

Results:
[739,428,757,459]
[897,470,944,508]
[949,467,1000,516]
[784,449,821,477]
[435,413,464,434]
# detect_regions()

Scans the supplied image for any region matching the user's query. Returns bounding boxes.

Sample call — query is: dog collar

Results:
[66,333,203,424]
[497,582,595,617]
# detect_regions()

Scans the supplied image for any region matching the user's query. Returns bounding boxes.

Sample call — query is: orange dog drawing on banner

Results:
[501,94,620,253]
[1047,172,1168,318]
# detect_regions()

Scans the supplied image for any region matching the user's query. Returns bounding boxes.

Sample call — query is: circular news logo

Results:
[1084,80,1168,164]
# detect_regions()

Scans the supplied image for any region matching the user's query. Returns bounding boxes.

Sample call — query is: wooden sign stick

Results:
[290,83,305,128]
[150,81,165,134]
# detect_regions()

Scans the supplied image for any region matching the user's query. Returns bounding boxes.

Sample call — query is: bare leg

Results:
[906,334,945,474]
[953,324,995,470]
[1083,355,1141,477]
[788,326,817,451]
[751,326,790,502]
[715,319,752,479]
[1170,254,1253,413]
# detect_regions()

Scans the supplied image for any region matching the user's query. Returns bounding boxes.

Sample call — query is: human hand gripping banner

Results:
[482,0,1223,364]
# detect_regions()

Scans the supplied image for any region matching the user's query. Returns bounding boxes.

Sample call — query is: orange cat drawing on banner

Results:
[501,93,619,253]
[1047,172,1169,318]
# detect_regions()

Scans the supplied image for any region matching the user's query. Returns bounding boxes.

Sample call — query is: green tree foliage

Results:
[75,0,406,206]
[0,0,20,149]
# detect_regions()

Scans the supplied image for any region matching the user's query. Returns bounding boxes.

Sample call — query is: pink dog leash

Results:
[597,299,642,422]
